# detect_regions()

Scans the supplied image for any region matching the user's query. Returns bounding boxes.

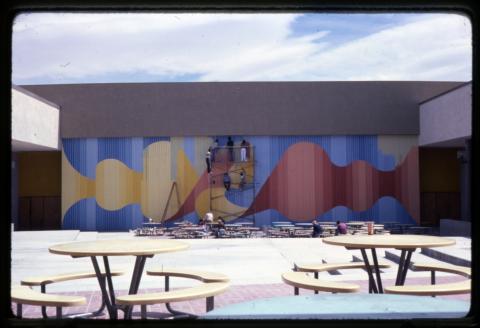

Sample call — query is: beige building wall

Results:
[12,87,60,151]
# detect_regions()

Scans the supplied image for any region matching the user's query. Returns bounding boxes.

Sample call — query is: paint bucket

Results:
[367,222,374,235]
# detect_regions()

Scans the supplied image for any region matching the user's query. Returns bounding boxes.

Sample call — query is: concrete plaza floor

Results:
[10,230,472,319]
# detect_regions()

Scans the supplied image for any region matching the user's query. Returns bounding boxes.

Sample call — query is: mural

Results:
[62,135,419,231]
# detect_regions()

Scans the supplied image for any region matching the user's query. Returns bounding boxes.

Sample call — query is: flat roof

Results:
[12,85,60,109]
[21,81,464,138]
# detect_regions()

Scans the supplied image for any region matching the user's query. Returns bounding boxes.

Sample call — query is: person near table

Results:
[197,216,211,237]
[335,220,348,235]
[223,172,231,191]
[203,211,214,224]
[215,217,227,238]
[312,220,323,237]
[227,136,234,161]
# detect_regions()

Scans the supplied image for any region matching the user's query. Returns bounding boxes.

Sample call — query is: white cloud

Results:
[12,13,471,83]
[300,14,472,81]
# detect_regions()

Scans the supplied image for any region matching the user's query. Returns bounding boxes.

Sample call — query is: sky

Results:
[12,12,472,85]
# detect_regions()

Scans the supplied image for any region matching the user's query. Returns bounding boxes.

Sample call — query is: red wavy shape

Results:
[167,142,420,223]
[166,161,233,221]
[242,142,419,222]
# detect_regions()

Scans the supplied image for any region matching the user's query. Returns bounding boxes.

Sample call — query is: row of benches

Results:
[135,222,396,239]
[12,268,230,319]
[12,261,471,319]
[283,261,471,296]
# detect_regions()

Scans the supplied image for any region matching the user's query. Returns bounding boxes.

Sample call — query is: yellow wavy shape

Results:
[193,137,214,176]
[195,188,247,222]
[61,152,95,221]
[228,162,254,188]
[140,141,174,221]
[96,159,142,211]
[176,149,199,204]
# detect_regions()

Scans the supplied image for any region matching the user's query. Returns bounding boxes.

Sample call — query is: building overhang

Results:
[12,86,60,152]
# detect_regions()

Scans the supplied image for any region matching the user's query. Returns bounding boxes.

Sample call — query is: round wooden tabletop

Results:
[49,239,189,257]
[322,234,455,249]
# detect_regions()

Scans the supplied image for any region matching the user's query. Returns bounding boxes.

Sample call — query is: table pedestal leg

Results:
[360,249,379,294]
[91,255,151,319]
[91,256,117,319]
[124,255,149,319]
[371,248,383,293]
[395,249,414,286]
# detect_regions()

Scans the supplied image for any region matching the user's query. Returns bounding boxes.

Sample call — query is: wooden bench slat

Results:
[294,262,390,273]
[115,282,230,306]
[147,268,229,282]
[411,262,471,278]
[384,280,471,296]
[282,272,359,293]
[11,286,86,307]
[21,270,126,286]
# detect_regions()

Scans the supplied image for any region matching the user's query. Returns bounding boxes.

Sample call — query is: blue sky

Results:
[290,14,409,42]
[12,13,471,85]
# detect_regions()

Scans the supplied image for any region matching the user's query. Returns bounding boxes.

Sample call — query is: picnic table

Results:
[294,223,312,227]
[49,239,189,319]
[142,222,163,228]
[224,224,243,230]
[236,222,254,226]
[272,223,295,229]
[275,224,295,228]
[322,234,455,294]
[347,222,365,228]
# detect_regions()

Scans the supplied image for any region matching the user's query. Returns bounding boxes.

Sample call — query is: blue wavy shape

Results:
[63,137,170,177]
[240,197,416,226]
[63,198,146,231]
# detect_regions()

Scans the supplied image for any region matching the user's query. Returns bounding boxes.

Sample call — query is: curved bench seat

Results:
[116,282,230,305]
[120,268,231,319]
[282,272,360,294]
[20,269,125,318]
[411,262,471,278]
[147,268,229,282]
[384,280,471,296]
[116,281,230,319]
[11,285,86,318]
[291,261,390,295]
[384,262,471,296]
[21,270,126,286]
[294,262,390,273]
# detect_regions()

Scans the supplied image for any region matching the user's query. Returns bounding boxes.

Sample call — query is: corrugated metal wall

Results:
[62,135,419,231]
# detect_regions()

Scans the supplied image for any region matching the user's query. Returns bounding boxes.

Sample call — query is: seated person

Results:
[216,217,226,228]
[312,219,323,238]
[216,216,227,237]
[336,220,348,235]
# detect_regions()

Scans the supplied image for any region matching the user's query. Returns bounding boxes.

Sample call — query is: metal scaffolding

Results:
[208,145,256,224]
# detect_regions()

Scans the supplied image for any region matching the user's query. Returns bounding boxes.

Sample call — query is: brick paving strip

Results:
[13,275,470,319]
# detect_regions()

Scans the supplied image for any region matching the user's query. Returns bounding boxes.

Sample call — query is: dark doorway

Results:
[16,151,61,230]
[419,148,461,226]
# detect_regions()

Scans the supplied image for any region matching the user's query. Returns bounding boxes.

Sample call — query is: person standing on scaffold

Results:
[240,139,248,162]
[206,147,212,174]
